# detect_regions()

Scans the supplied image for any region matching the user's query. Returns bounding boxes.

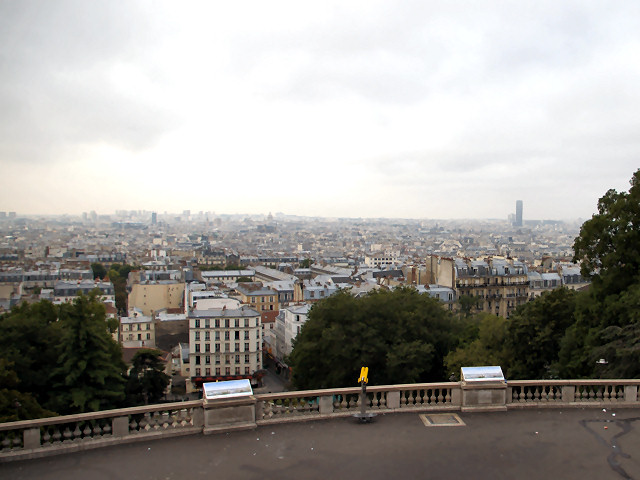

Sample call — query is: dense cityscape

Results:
[0,201,589,397]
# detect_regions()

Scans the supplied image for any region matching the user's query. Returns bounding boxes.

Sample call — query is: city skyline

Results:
[1,1,639,220]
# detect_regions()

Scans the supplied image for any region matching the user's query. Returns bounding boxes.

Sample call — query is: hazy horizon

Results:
[1,1,639,220]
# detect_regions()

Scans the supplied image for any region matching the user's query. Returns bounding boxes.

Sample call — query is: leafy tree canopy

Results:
[125,349,170,405]
[288,287,461,389]
[573,169,640,296]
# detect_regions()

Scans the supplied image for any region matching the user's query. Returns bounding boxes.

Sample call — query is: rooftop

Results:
[2,408,638,479]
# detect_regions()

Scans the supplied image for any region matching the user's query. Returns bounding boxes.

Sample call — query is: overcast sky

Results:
[1,1,639,220]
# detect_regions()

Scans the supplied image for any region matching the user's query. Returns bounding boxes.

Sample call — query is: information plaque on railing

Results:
[461,366,505,383]
[203,379,253,401]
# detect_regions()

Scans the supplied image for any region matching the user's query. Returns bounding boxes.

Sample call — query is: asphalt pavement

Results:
[2,407,639,480]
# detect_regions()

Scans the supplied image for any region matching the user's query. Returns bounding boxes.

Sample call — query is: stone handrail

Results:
[1,379,639,462]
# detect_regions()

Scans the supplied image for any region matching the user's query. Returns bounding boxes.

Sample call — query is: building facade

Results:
[188,307,262,388]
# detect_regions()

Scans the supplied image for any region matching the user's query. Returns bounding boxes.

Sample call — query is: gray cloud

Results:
[0,1,176,164]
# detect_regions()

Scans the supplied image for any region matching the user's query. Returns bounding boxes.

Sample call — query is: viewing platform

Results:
[1,379,639,478]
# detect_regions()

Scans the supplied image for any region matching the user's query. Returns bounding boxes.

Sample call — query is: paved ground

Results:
[2,407,640,480]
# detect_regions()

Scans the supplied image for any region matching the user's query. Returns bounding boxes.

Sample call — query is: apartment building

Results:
[188,306,262,387]
[425,255,529,317]
[120,314,155,348]
[274,304,311,360]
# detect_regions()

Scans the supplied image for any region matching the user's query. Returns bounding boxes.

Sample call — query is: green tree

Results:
[457,294,481,318]
[444,313,509,379]
[505,288,580,379]
[0,300,62,409]
[49,293,126,414]
[107,263,136,314]
[558,169,640,378]
[125,349,170,405]
[91,262,107,280]
[299,258,312,268]
[0,359,55,422]
[288,287,459,389]
[573,169,640,297]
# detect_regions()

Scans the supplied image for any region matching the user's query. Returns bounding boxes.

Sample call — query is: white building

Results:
[188,306,262,387]
[120,314,155,348]
[275,304,311,360]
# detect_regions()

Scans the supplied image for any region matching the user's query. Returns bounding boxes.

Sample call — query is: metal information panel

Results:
[203,379,253,401]
[461,366,505,382]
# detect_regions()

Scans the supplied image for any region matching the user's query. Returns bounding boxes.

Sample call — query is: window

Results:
[235,342,240,351]
[215,343,220,352]
[224,319,229,328]
[205,331,210,341]
[225,343,230,352]
[225,367,230,375]
[224,331,230,340]
[215,331,220,340]
[205,343,210,352]
[235,354,240,363]
[235,331,240,340]
[195,331,200,341]
[235,319,240,327]
[195,368,201,376]
[205,368,210,375]
[244,343,249,351]
[146,333,151,340]
[215,355,220,364]
[215,368,220,375]
[245,354,249,363]
[256,342,260,350]
[225,355,230,364]
[195,344,200,353]
[195,319,200,328]
[195,356,200,365]
[244,331,249,340]
[245,367,250,375]
[244,318,249,327]
[235,367,240,375]
[205,319,210,328]
[215,319,220,327]
[205,356,211,364]
[138,334,142,340]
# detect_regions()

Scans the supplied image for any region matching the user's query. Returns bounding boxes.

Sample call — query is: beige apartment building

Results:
[128,281,185,316]
[188,306,262,389]
[426,255,529,317]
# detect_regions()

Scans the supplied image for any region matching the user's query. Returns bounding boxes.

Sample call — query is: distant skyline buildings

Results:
[515,200,523,227]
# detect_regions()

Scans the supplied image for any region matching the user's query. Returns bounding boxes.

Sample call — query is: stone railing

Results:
[0,400,202,462]
[2,379,639,462]
[255,382,458,424]
[507,380,639,407]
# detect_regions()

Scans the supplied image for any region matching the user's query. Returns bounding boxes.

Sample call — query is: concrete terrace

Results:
[3,407,640,480]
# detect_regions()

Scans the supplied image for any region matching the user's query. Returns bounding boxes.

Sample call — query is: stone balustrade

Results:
[1,379,639,462]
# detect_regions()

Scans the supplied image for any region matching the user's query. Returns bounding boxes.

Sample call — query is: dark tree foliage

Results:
[108,263,136,314]
[505,287,581,379]
[444,313,509,379]
[91,262,107,280]
[48,293,127,414]
[0,301,62,410]
[288,287,459,389]
[556,169,640,378]
[299,258,312,268]
[573,169,640,296]
[125,349,171,405]
[0,359,56,422]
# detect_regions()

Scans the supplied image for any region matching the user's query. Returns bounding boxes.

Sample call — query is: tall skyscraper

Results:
[515,200,523,227]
